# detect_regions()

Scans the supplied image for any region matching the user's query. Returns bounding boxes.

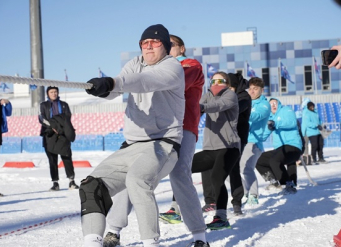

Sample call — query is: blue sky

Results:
[0,0,340,88]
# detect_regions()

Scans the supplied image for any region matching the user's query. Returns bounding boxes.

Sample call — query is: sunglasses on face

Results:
[270,102,278,106]
[210,79,226,85]
[139,39,162,49]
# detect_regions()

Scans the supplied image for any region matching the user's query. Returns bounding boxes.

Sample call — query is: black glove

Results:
[267,120,276,131]
[86,77,114,96]
[317,125,323,131]
[98,92,110,98]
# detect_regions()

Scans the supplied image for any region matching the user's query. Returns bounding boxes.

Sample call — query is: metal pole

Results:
[30,0,45,107]
[278,58,282,97]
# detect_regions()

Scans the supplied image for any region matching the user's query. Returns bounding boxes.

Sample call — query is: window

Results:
[262,68,270,89]
[280,77,287,93]
[321,65,330,91]
[304,65,313,91]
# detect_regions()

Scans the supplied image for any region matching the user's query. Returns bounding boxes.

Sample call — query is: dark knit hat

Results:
[307,101,315,109]
[140,24,171,55]
[227,73,239,88]
[46,86,59,94]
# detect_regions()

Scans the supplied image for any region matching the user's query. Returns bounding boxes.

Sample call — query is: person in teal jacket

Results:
[302,101,325,163]
[256,97,302,195]
[239,77,270,205]
[0,98,12,197]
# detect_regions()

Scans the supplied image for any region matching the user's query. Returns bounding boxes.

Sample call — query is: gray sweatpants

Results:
[106,130,206,235]
[81,140,178,240]
[239,143,262,197]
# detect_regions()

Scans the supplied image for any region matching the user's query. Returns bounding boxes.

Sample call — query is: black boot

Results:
[50,182,60,191]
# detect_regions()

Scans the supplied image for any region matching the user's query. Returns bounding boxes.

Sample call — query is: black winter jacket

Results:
[39,100,75,156]
[234,74,252,144]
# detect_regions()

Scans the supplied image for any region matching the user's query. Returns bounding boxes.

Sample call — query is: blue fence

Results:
[0,130,340,154]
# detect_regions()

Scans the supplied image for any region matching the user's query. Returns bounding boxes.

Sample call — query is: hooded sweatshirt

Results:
[263,97,302,150]
[105,55,185,145]
[199,87,240,151]
[248,94,271,151]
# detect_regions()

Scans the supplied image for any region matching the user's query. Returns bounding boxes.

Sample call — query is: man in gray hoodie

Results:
[79,24,185,247]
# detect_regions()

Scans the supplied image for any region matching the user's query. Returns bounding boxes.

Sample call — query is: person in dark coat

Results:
[0,98,12,197]
[201,73,251,215]
[39,86,79,191]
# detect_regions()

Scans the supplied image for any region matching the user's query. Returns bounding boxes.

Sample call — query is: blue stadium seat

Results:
[0,137,22,153]
[324,103,335,123]
[103,132,125,151]
[72,135,104,151]
[22,136,44,153]
[294,104,300,112]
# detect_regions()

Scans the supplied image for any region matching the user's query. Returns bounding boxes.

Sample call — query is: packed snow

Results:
[1,148,341,247]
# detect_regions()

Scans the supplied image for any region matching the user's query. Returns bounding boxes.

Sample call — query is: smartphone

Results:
[321,50,338,66]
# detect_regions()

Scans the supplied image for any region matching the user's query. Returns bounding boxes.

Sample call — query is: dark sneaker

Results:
[186,240,210,247]
[69,181,79,190]
[206,216,231,230]
[233,205,243,216]
[49,182,60,191]
[318,159,327,163]
[159,208,182,224]
[103,232,120,247]
[202,203,216,213]
[278,181,297,195]
[0,193,3,197]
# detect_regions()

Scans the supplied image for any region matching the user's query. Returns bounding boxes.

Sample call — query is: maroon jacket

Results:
[181,58,204,141]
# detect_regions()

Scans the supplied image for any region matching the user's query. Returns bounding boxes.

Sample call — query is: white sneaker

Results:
[246,194,259,205]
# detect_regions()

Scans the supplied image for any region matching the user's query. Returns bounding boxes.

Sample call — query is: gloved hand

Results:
[267,120,276,131]
[98,92,110,98]
[317,125,323,131]
[86,77,114,96]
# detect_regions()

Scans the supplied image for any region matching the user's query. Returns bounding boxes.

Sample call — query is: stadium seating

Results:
[1,102,340,153]
[3,112,125,137]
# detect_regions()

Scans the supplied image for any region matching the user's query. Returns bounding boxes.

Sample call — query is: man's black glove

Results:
[267,120,276,131]
[86,77,114,97]
[317,125,323,131]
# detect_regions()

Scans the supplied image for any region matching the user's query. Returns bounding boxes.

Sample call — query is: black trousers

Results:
[44,147,75,182]
[308,134,324,162]
[191,148,240,210]
[202,144,245,206]
[256,145,301,185]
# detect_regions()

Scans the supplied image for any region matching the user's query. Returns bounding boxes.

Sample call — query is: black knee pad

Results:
[79,176,113,217]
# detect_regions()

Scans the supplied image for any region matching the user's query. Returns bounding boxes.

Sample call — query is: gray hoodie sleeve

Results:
[201,90,238,113]
[112,56,184,93]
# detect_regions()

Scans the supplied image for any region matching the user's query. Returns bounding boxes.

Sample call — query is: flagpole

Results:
[313,57,317,95]
[203,62,207,94]
[278,58,281,97]
[64,69,67,101]
[98,67,101,77]
[245,60,247,78]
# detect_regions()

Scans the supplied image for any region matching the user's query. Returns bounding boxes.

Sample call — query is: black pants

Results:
[308,134,324,162]
[44,147,75,182]
[202,144,245,206]
[256,145,301,185]
[192,148,240,210]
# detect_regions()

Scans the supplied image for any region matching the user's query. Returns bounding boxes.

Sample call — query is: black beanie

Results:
[227,73,239,88]
[140,24,171,55]
[46,86,59,95]
[307,102,315,109]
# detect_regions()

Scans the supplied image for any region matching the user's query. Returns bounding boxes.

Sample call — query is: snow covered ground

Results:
[1,148,341,247]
